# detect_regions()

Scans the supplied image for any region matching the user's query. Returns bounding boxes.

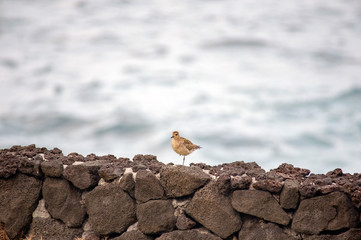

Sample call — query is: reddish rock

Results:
[231,190,290,226]
[271,163,310,179]
[253,179,284,193]
[230,175,252,190]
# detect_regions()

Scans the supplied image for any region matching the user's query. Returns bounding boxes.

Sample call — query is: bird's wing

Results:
[182,138,201,151]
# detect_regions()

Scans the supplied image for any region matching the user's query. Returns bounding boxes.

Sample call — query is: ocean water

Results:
[1,0,361,173]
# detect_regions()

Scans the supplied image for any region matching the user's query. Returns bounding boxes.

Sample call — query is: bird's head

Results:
[171,131,179,139]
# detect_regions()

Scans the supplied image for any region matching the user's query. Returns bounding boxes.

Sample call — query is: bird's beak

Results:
[171,136,174,139]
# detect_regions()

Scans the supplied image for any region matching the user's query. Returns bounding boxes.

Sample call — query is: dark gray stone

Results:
[303,228,361,240]
[113,230,153,240]
[119,173,135,198]
[18,158,43,178]
[42,177,86,227]
[135,170,164,203]
[0,174,42,239]
[41,160,63,177]
[28,217,83,240]
[137,200,177,235]
[231,190,290,226]
[280,179,299,209]
[156,228,222,240]
[63,163,100,190]
[185,182,242,239]
[238,216,299,240]
[292,192,359,234]
[160,165,211,198]
[85,184,136,235]
[176,214,197,230]
[98,163,124,182]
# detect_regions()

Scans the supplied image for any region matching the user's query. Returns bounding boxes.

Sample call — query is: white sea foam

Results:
[0,0,360,173]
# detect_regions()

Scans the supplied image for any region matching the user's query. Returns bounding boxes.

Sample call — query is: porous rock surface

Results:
[42,177,86,227]
[0,173,42,239]
[84,184,136,235]
[0,145,360,240]
[231,189,290,226]
[185,182,242,239]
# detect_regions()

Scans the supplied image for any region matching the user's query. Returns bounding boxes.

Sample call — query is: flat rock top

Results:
[1,145,361,207]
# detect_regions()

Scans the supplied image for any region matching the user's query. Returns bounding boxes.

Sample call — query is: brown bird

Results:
[171,131,201,165]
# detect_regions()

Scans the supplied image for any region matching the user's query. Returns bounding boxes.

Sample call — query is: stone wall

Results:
[0,145,360,240]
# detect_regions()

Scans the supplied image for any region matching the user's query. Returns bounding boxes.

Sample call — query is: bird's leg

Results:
[183,156,185,165]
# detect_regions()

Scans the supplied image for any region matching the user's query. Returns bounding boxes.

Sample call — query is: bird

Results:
[171,131,201,165]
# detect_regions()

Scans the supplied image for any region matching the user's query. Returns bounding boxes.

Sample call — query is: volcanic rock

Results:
[84,184,136,235]
[63,162,101,190]
[231,190,290,226]
[292,191,359,234]
[41,160,63,177]
[113,230,153,240]
[28,217,83,240]
[303,228,361,240]
[0,174,42,239]
[135,170,164,202]
[137,200,176,235]
[160,165,210,198]
[156,228,222,240]
[118,172,135,198]
[185,182,242,239]
[280,179,300,209]
[42,177,86,227]
[238,216,299,240]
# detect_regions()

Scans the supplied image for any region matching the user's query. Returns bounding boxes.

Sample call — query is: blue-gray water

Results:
[1,0,361,173]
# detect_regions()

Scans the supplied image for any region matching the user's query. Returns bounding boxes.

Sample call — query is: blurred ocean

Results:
[0,0,361,173]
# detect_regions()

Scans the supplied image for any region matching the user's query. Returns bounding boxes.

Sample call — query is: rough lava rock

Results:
[113,230,153,240]
[239,216,299,240]
[41,160,64,177]
[303,228,361,240]
[137,200,177,235]
[185,182,242,239]
[156,228,222,240]
[135,170,164,203]
[160,165,211,198]
[42,177,86,227]
[84,184,136,236]
[98,162,124,182]
[118,172,135,198]
[28,218,83,240]
[17,157,43,178]
[0,173,42,239]
[63,162,101,190]
[231,190,290,226]
[292,191,359,234]
[280,179,300,209]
